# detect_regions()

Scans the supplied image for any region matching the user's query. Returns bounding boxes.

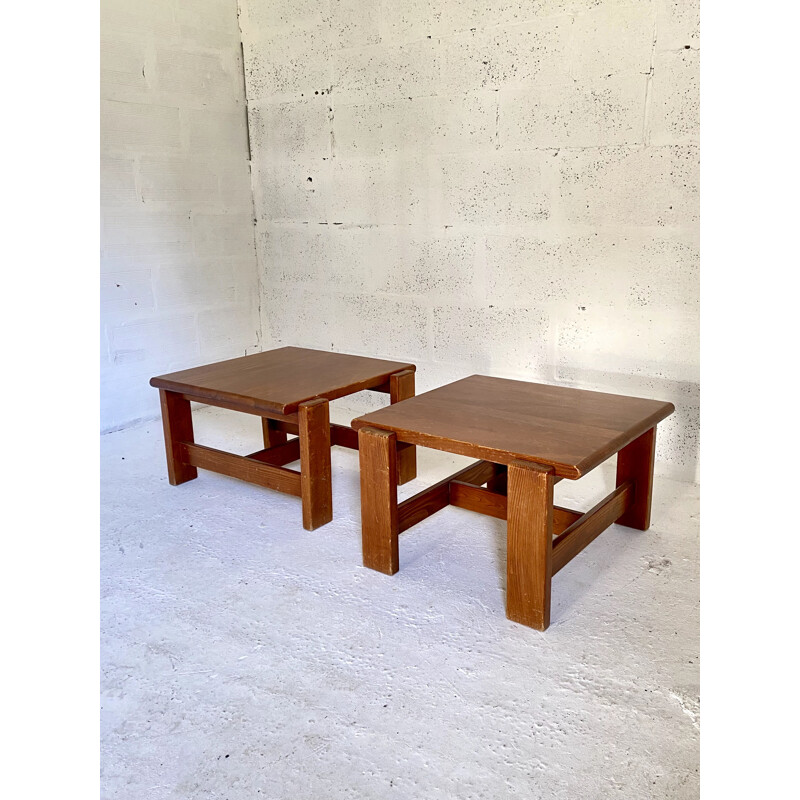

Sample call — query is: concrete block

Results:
[137,154,249,206]
[183,108,249,154]
[501,75,647,149]
[192,213,256,259]
[260,285,333,349]
[431,1,624,36]
[438,151,553,227]
[101,156,139,205]
[329,155,435,225]
[216,158,256,205]
[329,0,383,49]
[101,206,193,255]
[243,27,332,102]
[153,256,238,310]
[251,158,333,223]
[557,145,698,227]
[333,39,439,104]
[626,234,699,309]
[101,239,193,270]
[328,293,429,361]
[258,224,373,291]
[330,102,383,158]
[174,0,241,34]
[108,312,199,376]
[486,233,617,307]
[433,304,551,376]
[242,0,331,34]
[373,230,478,298]
[377,0,434,45]
[100,269,155,319]
[571,5,655,80]
[655,0,699,51]
[101,0,179,37]
[138,155,220,202]
[438,18,573,94]
[100,37,149,100]
[555,305,699,383]
[101,100,181,153]
[248,100,332,162]
[485,231,699,310]
[197,304,260,358]
[649,49,699,145]
[177,24,241,52]
[261,286,428,361]
[334,93,496,157]
[431,1,528,37]
[155,48,241,106]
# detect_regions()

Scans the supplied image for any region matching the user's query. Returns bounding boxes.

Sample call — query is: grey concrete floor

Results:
[101,404,699,799]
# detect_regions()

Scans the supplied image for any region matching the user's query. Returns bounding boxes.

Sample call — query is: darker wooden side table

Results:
[352,375,674,630]
[150,347,417,530]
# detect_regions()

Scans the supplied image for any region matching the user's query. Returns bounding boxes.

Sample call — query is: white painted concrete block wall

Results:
[240,0,700,481]
[100,0,261,431]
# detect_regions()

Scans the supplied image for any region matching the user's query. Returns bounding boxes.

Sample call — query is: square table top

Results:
[351,375,674,479]
[150,347,415,416]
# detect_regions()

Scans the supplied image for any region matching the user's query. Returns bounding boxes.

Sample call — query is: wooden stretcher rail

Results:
[179,442,302,497]
[449,481,507,520]
[268,420,360,450]
[398,460,581,536]
[247,438,301,466]
[552,480,634,574]
[331,423,359,449]
[482,470,565,495]
[448,482,583,536]
[398,460,497,533]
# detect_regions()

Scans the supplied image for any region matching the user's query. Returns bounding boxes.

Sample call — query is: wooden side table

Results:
[352,375,674,630]
[150,347,417,530]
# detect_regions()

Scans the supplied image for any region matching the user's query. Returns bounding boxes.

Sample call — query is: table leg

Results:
[616,426,656,531]
[486,464,508,494]
[389,369,417,485]
[358,427,399,574]
[262,417,288,449]
[158,390,198,486]
[506,460,555,630]
[298,398,333,531]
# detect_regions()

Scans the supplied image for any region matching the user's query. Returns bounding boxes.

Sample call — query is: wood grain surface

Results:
[150,346,415,415]
[352,375,674,478]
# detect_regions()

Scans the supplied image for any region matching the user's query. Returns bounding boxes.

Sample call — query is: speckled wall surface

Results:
[100,0,261,432]
[239,1,700,481]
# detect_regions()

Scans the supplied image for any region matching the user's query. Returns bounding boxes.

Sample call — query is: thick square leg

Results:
[616,426,656,531]
[358,427,399,574]
[262,417,288,449]
[389,369,417,485]
[158,390,198,486]
[298,399,333,531]
[506,460,555,630]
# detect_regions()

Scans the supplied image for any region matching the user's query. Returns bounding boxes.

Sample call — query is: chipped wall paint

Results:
[100,0,261,431]
[240,0,700,481]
